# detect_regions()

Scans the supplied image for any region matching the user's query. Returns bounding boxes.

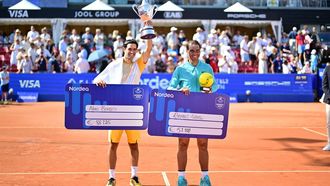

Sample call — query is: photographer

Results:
[35,52,48,72]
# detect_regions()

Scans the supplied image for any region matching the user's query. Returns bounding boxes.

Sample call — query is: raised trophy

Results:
[132,0,158,39]
[199,72,214,93]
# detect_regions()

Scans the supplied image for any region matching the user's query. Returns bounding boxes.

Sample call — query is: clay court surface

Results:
[0,102,329,186]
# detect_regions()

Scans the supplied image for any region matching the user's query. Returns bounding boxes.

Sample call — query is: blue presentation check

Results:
[148,89,230,139]
[65,84,149,130]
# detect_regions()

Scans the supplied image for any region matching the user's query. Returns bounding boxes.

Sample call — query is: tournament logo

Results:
[133,87,144,100]
[215,96,225,109]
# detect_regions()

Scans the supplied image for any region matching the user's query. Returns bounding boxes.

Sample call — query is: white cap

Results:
[170,27,177,32]
[293,27,297,31]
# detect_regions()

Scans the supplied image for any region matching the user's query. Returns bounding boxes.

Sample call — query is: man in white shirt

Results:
[75,53,90,73]
[27,26,39,43]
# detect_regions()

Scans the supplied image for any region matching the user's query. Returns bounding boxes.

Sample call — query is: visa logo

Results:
[19,80,40,88]
[8,10,29,18]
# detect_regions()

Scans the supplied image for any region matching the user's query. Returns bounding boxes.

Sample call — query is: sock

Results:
[109,169,115,179]
[178,171,186,178]
[201,171,209,178]
[327,126,330,145]
[131,166,138,178]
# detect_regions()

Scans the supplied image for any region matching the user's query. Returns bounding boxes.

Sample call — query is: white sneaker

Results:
[322,144,330,151]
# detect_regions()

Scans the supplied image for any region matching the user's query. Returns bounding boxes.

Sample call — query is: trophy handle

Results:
[152,5,158,17]
[132,4,139,16]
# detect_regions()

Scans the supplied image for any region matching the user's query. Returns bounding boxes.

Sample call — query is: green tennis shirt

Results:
[168,60,218,93]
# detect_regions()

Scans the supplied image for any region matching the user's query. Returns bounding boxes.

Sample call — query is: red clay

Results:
[0,102,329,186]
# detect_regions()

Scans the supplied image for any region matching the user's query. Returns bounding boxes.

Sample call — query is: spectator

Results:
[208,46,219,73]
[152,32,165,52]
[155,56,167,73]
[78,44,88,60]
[273,55,283,73]
[49,52,62,73]
[166,27,179,50]
[166,56,176,73]
[82,27,94,49]
[35,51,48,72]
[59,36,69,61]
[28,43,38,69]
[193,27,206,45]
[248,37,257,65]
[94,28,105,50]
[240,35,250,66]
[63,55,74,73]
[27,25,39,43]
[179,40,189,62]
[207,29,220,48]
[9,39,21,66]
[45,39,55,56]
[40,27,51,45]
[69,29,81,44]
[113,35,124,59]
[296,30,306,64]
[37,43,52,59]
[19,54,33,74]
[178,30,187,45]
[232,30,243,48]
[282,60,293,74]
[288,27,297,52]
[300,61,312,74]
[258,47,268,74]
[218,54,231,73]
[75,53,90,73]
[310,49,319,73]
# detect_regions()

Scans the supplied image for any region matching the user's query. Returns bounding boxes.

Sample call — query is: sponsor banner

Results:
[65,84,149,130]
[8,73,316,102]
[148,89,230,139]
[16,91,38,102]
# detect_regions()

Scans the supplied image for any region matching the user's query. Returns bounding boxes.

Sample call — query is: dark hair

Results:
[187,40,201,50]
[123,39,138,48]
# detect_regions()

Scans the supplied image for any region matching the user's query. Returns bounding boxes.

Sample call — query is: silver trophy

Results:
[132,0,158,39]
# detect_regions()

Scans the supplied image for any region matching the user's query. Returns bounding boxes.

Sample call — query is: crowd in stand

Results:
[0,24,325,75]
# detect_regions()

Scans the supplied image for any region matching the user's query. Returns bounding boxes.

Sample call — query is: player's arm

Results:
[168,67,190,95]
[168,67,180,90]
[141,21,153,64]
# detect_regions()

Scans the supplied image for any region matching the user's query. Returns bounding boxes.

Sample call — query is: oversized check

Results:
[148,89,229,139]
[65,84,149,130]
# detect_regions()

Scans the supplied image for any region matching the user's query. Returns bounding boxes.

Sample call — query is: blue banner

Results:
[65,84,150,130]
[148,89,230,139]
[7,73,317,102]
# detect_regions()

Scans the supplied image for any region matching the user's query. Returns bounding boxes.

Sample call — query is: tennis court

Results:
[0,102,329,186]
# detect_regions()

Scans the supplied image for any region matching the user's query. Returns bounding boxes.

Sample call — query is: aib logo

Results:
[133,87,144,100]
[215,96,225,110]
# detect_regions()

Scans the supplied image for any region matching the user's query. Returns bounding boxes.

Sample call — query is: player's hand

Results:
[95,80,107,88]
[181,87,190,95]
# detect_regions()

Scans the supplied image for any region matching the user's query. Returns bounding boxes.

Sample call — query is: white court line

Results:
[161,171,170,186]
[302,127,327,137]
[0,127,63,129]
[1,170,330,175]
[0,126,324,129]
